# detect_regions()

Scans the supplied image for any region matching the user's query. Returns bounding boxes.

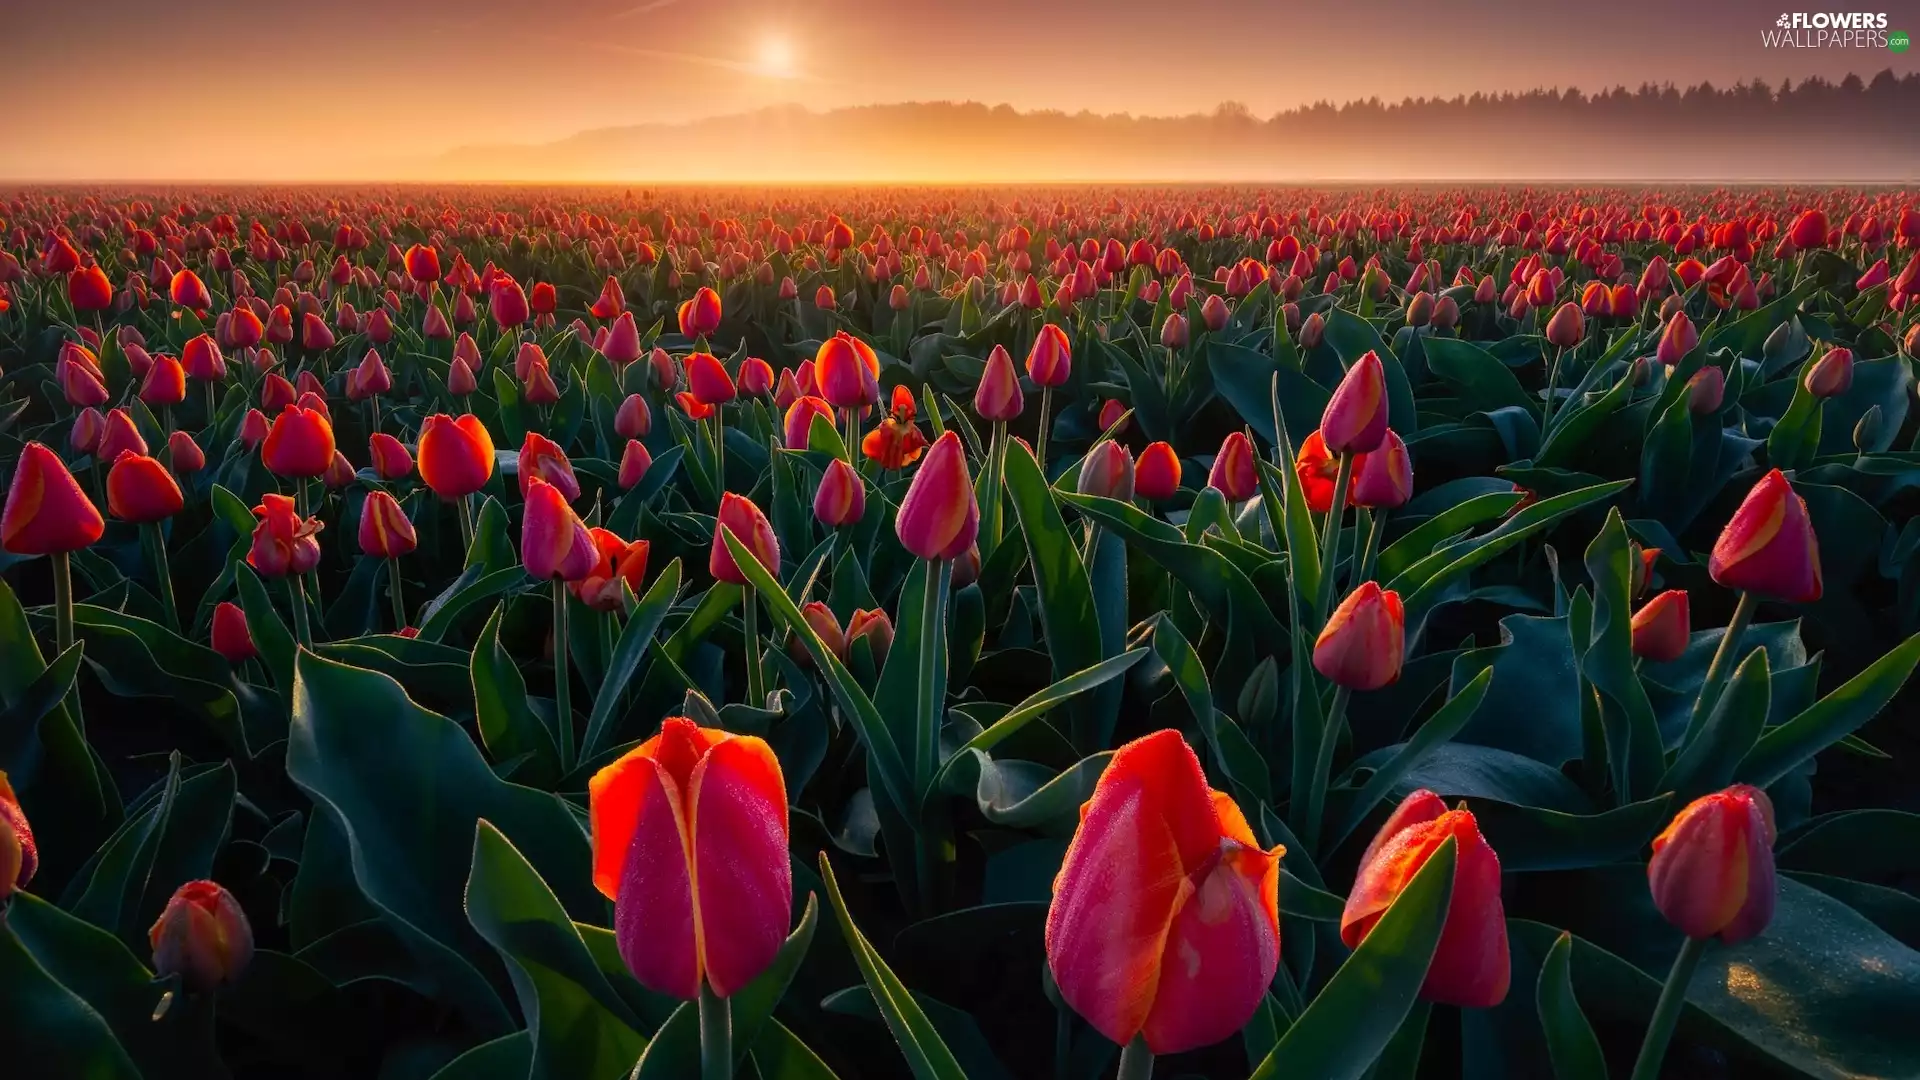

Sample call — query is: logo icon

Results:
[1893,29,1912,50]
[1778,13,1793,25]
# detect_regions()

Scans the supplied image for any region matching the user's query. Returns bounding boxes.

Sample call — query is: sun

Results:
[755,35,796,79]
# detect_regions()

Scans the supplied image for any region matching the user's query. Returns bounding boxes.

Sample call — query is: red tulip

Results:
[711,492,780,585]
[1321,350,1389,454]
[1027,323,1072,387]
[2,769,40,900]
[447,356,478,397]
[590,276,626,319]
[572,528,651,613]
[1788,208,1829,250]
[1630,589,1690,663]
[182,334,224,382]
[169,431,205,473]
[239,408,270,450]
[687,352,737,406]
[1343,790,1509,1008]
[589,717,791,999]
[1349,430,1412,509]
[140,353,187,408]
[350,349,392,400]
[67,265,113,311]
[299,312,336,351]
[1207,431,1257,502]
[150,880,254,991]
[106,452,183,524]
[1134,442,1181,502]
[895,431,977,560]
[974,343,1025,422]
[1076,441,1134,501]
[603,312,643,366]
[1047,729,1283,1054]
[1708,469,1821,603]
[261,405,335,478]
[616,394,652,439]
[1313,582,1404,691]
[678,286,723,339]
[618,439,653,490]
[739,356,774,397]
[816,331,880,410]
[366,432,411,481]
[169,268,212,311]
[846,607,893,667]
[228,306,264,348]
[1648,785,1776,943]
[814,457,865,526]
[529,281,557,316]
[521,478,597,581]
[784,396,833,451]
[417,413,495,499]
[358,489,417,559]
[2,443,104,555]
[211,601,257,663]
[404,244,441,283]
[247,493,323,578]
[1803,347,1853,398]
[1655,311,1698,367]
[490,278,530,329]
[518,432,579,501]
[793,600,847,663]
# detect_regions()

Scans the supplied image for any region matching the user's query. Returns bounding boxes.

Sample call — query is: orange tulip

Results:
[814,457,865,526]
[1321,350,1389,454]
[861,417,928,469]
[106,452,183,524]
[1313,582,1404,691]
[404,244,441,283]
[678,286,723,339]
[417,413,496,499]
[169,268,211,311]
[687,352,737,406]
[815,331,880,410]
[1630,589,1690,663]
[1,770,37,900]
[1295,429,1340,512]
[572,528,650,613]
[1708,469,1822,603]
[518,432,579,501]
[1134,441,1181,502]
[261,404,336,478]
[589,717,791,999]
[358,489,417,559]
[1207,431,1257,502]
[2,442,104,555]
[150,880,254,992]
[974,343,1024,422]
[140,353,187,408]
[1046,730,1283,1054]
[1648,784,1776,943]
[618,439,653,490]
[1543,302,1584,348]
[895,431,977,561]
[675,392,713,420]
[211,601,257,663]
[1343,790,1509,1007]
[710,492,780,585]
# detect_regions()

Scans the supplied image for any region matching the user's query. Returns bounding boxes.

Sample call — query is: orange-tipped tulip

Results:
[711,492,780,585]
[1349,429,1412,509]
[1708,469,1822,603]
[183,334,224,382]
[974,343,1025,422]
[846,607,894,667]
[1321,350,1389,454]
[815,331,880,410]
[522,478,597,581]
[1076,440,1134,501]
[687,352,737,406]
[358,489,417,559]
[1648,784,1776,943]
[1134,441,1181,502]
[1343,790,1509,1008]
[106,452,183,524]
[1027,323,1072,387]
[1630,589,1691,663]
[1543,302,1585,348]
[590,276,626,319]
[572,528,650,613]
[369,432,413,480]
[1655,311,1699,367]
[618,439,653,490]
[404,244,442,283]
[169,268,212,311]
[814,457,866,527]
[784,396,833,451]
[793,600,847,663]
[518,432,579,501]
[247,493,322,578]
[418,413,495,499]
[1804,347,1853,398]
[1046,729,1283,1054]
[589,717,791,999]
[2,443,104,555]
[603,311,643,366]
[150,880,254,992]
[1207,431,1257,502]
[211,600,257,663]
[861,417,928,470]
[1,770,38,900]
[678,286,723,339]
[262,404,335,480]
[895,431,977,561]
[140,354,187,408]
[1313,582,1404,691]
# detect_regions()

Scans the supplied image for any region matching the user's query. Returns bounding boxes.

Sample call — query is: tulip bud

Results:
[687,352,737,406]
[896,431,978,561]
[182,334,224,382]
[1656,311,1698,367]
[813,457,865,527]
[677,286,723,338]
[1207,431,1257,502]
[2,443,105,554]
[815,332,880,411]
[1543,302,1584,349]
[1134,441,1182,502]
[783,396,833,451]
[793,601,847,663]
[0,770,37,900]
[1200,293,1230,332]
[1343,790,1509,1007]
[711,492,780,584]
[521,478,597,581]
[1076,441,1135,501]
[1047,730,1284,1054]
[618,439,653,490]
[1321,351,1389,454]
[358,489,417,559]
[1630,589,1690,663]
[150,880,254,992]
[417,413,496,499]
[447,356,478,397]
[211,601,257,663]
[1685,366,1725,414]
[1159,312,1189,349]
[1298,311,1325,349]
[70,407,106,456]
[369,432,413,480]
[846,607,894,667]
[239,408,271,450]
[1803,347,1853,398]
[615,394,652,439]
[1648,785,1776,943]
[1708,469,1821,603]
[974,343,1024,422]
[739,357,774,397]
[261,404,336,479]
[1313,581,1404,690]
[1855,404,1883,454]
[140,353,187,408]
[106,452,184,524]
[1349,430,1412,508]
[1026,323,1072,387]
[588,717,791,999]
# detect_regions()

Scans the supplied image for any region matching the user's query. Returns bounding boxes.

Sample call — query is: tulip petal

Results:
[613,756,701,1000]
[1140,842,1280,1055]
[689,735,792,996]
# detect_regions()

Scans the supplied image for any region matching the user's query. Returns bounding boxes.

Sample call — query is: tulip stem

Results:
[457,493,476,555]
[1036,386,1052,473]
[1354,508,1385,587]
[698,980,732,1080]
[387,558,407,633]
[1682,591,1758,747]
[146,521,179,632]
[51,550,75,659]
[712,410,727,498]
[1541,346,1566,435]
[1315,452,1355,621]
[1630,935,1710,1080]
[205,381,218,430]
[552,579,575,774]
[983,420,1008,558]
[288,574,313,650]
[742,590,765,706]
[1116,1035,1154,1080]
[914,558,951,915]
[1303,684,1351,852]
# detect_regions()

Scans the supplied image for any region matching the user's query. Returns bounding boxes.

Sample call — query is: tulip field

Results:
[5,185,1920,1080]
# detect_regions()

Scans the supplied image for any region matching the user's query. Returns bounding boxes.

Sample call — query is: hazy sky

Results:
[4,0,1911,178]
